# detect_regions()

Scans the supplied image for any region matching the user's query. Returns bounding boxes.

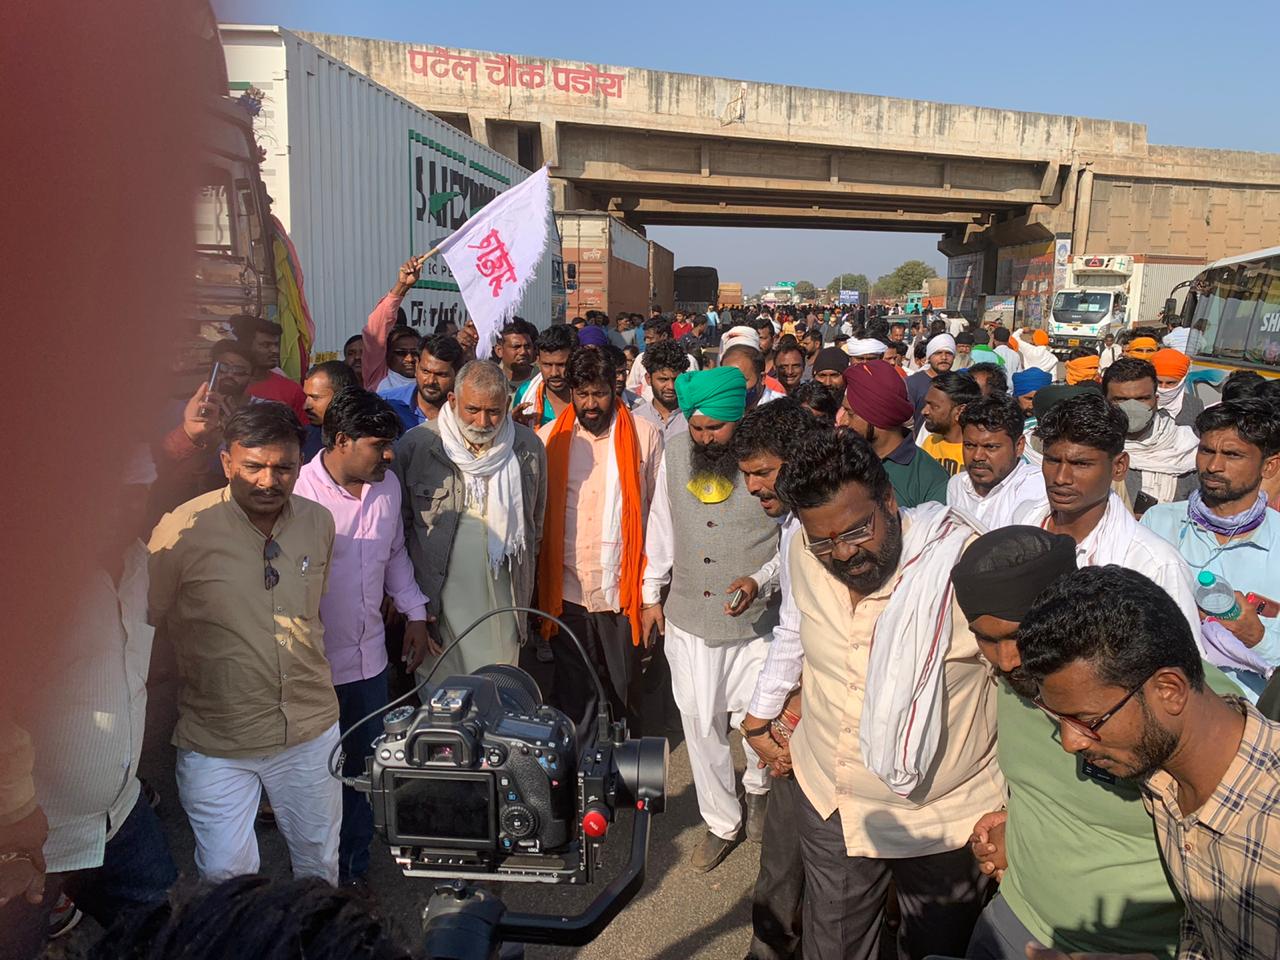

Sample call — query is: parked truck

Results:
[556,212,650,319]
[220,25,562,356]
[648,241,675,313]
[1047,253,1204,356]
[674,266,721,314]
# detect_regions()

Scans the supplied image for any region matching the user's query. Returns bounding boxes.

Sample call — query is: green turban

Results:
[675,366,747,422]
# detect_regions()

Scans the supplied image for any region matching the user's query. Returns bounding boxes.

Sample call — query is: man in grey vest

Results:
[640,367,781,872]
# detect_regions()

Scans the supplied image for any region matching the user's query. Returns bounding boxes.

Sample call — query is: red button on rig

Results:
[581,808,609,838]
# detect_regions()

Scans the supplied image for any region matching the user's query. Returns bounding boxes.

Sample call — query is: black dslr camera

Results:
[338,606,668,957]
[361,663,665,885]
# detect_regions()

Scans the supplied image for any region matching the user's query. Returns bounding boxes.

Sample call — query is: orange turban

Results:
[1032,329,1050,346]
[1126,337,1159,359]
[1065,355,1100,384]
[1151,348,1191,380]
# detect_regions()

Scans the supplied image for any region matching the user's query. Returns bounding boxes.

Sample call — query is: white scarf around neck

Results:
[947,459,1046,530]
[1125,411,1197,503]
[437,401,526,573]
[860,502,986,796]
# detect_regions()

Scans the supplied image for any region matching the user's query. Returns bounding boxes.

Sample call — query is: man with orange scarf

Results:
[1065,350,1100,385]
[536,347,663,736]
[1151,347,1204,427]
[640,366,782,872]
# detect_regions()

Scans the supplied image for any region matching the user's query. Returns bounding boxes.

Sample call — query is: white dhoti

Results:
[664,622,772,839]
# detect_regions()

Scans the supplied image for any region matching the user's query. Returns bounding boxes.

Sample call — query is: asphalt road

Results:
[43,652,764,960]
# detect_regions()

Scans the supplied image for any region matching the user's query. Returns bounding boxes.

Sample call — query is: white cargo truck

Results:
[220,25,563,356]
[1047,254,1204,357]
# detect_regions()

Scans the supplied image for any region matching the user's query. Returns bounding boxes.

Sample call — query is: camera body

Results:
[367,665,655,884]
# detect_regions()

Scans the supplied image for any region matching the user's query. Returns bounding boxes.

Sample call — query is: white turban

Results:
[720,325,761,355]
[844,338,888,357]
[926,334,957,357]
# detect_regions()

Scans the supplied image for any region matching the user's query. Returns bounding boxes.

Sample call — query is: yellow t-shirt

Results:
[920,435,965,477]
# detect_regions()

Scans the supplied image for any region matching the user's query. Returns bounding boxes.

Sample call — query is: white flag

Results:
[436,165,551,353]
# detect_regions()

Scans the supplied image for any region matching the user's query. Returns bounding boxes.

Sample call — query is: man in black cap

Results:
[950,528,1238,960]
[810,347,849,400]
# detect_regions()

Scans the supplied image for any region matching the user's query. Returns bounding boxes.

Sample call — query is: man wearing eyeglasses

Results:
[770,429,1000,960]
[1017,565,1280,960]
[148,403,342,884]
[951,528,1239,960]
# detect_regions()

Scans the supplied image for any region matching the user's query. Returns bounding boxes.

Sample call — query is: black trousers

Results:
[748,773,806,960]
[551,601,645,735]
[796,786,988,960]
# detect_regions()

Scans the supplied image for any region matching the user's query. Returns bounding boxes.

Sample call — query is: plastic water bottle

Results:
[1195,571,1241,620]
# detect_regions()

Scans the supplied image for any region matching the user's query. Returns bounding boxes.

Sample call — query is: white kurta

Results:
[946,459,1047,530]
[643,456,775,838]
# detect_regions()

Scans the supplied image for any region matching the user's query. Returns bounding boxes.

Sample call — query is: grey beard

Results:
[461,421,499,446]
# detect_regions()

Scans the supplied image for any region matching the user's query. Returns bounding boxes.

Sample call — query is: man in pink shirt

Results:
[362,257,429,397]
[232,316,307,424]
[537,348,663,733]
[291,388,430,892]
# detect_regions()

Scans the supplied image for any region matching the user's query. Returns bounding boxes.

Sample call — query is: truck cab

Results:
[183,96,277,391]
[1049,287,1123,355]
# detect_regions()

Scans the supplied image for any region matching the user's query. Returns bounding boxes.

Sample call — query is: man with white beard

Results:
[393,361,547,680]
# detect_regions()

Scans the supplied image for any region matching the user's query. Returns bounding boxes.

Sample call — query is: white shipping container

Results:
[220,25,562,356]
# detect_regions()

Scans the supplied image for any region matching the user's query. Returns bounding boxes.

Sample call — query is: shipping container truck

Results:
[219,25,562,356]
[648,241,674,313]
[718,282,744,307]
[1047,253,1204,357]
[674,266,721,314]
[556,212,650,319]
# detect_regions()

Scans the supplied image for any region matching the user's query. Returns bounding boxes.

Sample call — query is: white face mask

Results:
[1156,381,1185,409]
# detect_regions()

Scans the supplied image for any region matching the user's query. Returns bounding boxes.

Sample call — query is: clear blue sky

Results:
[214,0,1279,293]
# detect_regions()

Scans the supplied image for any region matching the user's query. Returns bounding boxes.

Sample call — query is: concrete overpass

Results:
[300,31,1279,313]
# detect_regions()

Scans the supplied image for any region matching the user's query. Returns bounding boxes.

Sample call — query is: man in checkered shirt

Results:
[1017,564,1280,960]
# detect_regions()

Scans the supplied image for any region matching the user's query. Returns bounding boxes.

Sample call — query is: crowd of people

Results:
[3,256,1280,960]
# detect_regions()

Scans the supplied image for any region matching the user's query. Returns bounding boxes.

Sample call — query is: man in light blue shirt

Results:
[1141,398,1280,697]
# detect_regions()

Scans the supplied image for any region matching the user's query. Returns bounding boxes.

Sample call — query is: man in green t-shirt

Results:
[950,527,1239,960]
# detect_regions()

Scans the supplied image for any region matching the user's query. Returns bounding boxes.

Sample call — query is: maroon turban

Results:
[843,359,914,429]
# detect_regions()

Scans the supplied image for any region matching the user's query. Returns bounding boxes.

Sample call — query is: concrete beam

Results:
[569,171,1043,212]
[620,198,980,231]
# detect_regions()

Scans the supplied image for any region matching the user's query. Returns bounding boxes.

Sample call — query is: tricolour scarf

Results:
[537,404,647,645]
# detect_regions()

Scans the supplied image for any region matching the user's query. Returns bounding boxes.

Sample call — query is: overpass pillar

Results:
[1070,167,1095,253]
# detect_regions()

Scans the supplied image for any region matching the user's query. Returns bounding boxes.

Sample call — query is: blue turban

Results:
[1012,368,1052,397]
[577,325,609,348]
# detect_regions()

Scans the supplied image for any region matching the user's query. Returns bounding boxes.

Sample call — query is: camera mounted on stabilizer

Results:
[356,662,666,884]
